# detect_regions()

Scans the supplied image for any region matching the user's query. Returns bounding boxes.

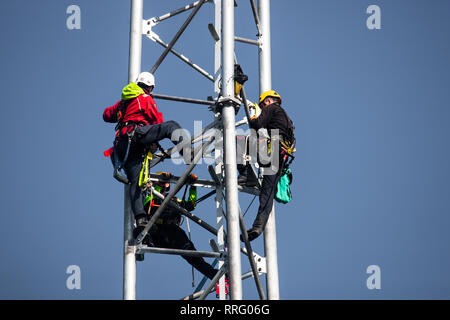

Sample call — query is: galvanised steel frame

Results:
[123,0,279,300]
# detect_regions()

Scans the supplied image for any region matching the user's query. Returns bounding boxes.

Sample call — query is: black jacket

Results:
[248,103,293,140]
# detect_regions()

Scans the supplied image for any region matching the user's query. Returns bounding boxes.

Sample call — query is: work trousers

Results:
[116,121,183,219]
[152,223,218,280]
[252,152,284,233]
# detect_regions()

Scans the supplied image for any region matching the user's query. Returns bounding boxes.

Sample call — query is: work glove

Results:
[249,102,260,120]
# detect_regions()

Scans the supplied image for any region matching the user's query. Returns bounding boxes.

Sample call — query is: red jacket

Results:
[103,94,164,136]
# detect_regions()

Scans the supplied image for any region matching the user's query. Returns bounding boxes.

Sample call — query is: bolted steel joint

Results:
[215,96,241,114]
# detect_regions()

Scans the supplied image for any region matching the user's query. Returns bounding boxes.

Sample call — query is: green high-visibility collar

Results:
[121,82,145,100]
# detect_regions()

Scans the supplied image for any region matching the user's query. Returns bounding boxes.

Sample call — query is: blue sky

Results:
[0,0,450,299]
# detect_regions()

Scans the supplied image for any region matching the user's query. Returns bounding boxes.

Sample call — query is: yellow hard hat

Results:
[259,90,282,105]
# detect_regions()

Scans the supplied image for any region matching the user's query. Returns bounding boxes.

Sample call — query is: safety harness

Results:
[105,83,149,184]
[138,151,153,190]
[111,131,136,184]
[280,105,296,164]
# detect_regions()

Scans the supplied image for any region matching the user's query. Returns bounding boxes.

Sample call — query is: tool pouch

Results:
[275,168,293,204]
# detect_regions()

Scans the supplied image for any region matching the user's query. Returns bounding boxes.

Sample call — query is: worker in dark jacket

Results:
[141,172,219,280]
[103,72,185,236]
[240,90,295,241]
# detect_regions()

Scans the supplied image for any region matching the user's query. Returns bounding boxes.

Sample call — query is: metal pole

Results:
[123,0,143,301]
[240,87,253,127]
[239,208,266,300]
[235,36,259,46]
[150,35,214,82]
[154,0,206,23]
[150,0,208,74]
[149,119,218,168]
[222,0,242,300]
[214,187,264,299]
[182,270,260,300]
[152,93,215,106]
[195,189,217,204]
[137,247,221,258]
[213,0,227,301]
[258,0,280,300]
[150,172,217,188]
[199,264,228,300]
[151,187,219,236]
[249,0,262,36]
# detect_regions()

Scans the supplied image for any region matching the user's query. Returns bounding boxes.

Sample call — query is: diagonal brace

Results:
[218,188,265,299]
[150,0,209,74]
[147,32,214,82]
[199,263,228,300]
[239,206,266,300]
[153,0,211,24]
[149,119,218,168]
[151,186,218,236]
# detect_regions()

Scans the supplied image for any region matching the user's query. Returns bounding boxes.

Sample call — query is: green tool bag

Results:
[275,168,293,204]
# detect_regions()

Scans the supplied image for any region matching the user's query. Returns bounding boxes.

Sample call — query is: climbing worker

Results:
[239,90,295,241]
[103,72,186,236]
[139,172,220,281]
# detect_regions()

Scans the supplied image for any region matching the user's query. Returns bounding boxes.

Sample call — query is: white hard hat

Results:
[136,72,155,87]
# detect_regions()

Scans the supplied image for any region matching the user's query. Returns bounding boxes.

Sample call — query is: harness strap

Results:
[114,121,142,137]
[112,127,138,185]
[280,139,296,156]
[139,151,153,190]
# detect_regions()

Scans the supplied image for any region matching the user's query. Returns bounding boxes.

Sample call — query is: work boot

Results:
[237,164,259,188]
[237,164,247,185]
[237,174,248,186]
[133,216,154,247]
[240,227,262,242]
[136,253,145,262]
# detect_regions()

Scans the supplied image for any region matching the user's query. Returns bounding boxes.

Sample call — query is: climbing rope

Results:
[243,194,257,217]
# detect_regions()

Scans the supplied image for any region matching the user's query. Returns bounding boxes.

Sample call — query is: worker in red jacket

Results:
[103,72,185,236]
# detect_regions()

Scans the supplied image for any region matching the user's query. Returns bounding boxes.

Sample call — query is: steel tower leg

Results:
[213,0,227,301]
[222,0,243,300]
[258,0,280,300]
[123,0,143,300]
